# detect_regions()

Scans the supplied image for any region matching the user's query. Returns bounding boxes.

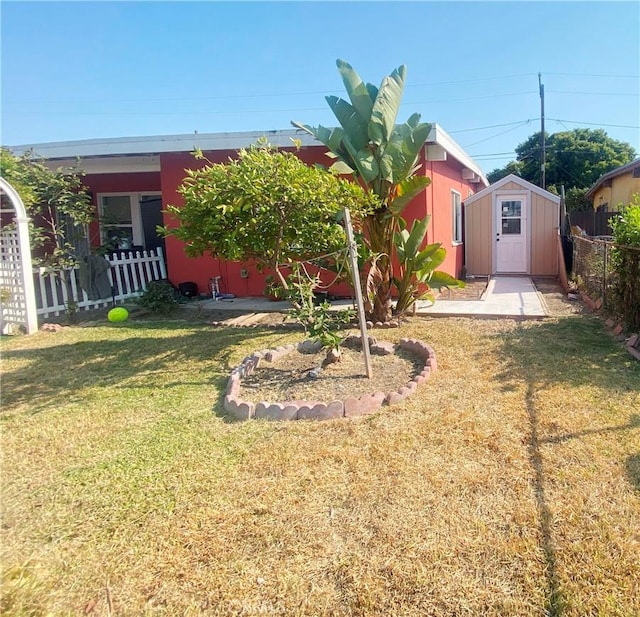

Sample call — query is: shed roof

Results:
[585,158,640,199]
[464,174,561,205]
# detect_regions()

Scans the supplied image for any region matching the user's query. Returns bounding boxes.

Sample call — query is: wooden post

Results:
[343,208,373,379]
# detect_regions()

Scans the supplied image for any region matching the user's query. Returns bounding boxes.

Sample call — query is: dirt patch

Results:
[437,277,489,300]
[240,345,423,403]
[532,277,586,317]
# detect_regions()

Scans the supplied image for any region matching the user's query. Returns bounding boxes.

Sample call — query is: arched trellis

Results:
[0,177,38,334]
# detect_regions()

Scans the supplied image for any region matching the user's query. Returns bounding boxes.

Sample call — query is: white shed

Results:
[464,174,561,276]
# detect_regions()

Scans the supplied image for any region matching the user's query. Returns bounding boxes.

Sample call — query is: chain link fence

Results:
[572,234,640,329]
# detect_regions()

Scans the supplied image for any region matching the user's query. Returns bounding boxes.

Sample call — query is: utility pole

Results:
[539,72,546,189]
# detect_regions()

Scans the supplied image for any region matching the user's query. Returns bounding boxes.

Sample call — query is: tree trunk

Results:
[364,213,396,323]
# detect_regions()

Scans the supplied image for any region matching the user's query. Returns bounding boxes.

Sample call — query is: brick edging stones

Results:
[223,338,437,421]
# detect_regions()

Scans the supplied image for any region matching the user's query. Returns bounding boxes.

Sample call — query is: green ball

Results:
[108,307,129,323]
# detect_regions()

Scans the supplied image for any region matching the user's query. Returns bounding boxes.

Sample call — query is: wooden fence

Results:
[568,211,617,237]
[35,248,166,318]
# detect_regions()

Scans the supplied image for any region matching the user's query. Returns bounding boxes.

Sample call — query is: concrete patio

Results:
[185,276,547,319]
[415,276,547,318]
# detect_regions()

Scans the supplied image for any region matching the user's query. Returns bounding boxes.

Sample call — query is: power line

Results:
[4,70,637,106]
[4,73,539,105]
[548,90,639,97]
[2,91,539,116]
[544,72,640,79]
[448,120,538,134]
[462,120,533,148]
[548,118,640,129]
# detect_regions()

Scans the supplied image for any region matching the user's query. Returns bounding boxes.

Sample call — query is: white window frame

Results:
[98,191,161,249]
[451,189,462,245]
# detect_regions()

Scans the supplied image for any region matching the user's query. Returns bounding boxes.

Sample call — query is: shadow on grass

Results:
[524,381,566,616]
[625,453,640,493]
[0,323,290,416]
[495,314,639,390]
[493,315,640,617]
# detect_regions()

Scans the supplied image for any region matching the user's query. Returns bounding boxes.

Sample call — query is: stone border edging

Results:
[223,337,437,421]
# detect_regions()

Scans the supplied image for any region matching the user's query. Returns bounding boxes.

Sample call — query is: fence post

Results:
[602,242,608,309]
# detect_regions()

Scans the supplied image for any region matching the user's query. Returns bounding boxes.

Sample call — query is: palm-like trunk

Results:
[364,212,397,322]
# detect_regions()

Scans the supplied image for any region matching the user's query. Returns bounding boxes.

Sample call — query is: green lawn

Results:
[1,312,639,616]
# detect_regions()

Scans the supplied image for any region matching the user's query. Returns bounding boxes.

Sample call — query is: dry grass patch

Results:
[1,311,639,616]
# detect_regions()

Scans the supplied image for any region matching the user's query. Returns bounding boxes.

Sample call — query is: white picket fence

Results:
[34,248,167,318]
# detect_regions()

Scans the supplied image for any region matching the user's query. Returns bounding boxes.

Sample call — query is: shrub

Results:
[610,194,640,330]
[136,280,179,315]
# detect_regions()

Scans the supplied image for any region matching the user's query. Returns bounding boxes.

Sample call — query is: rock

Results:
[306,368,322,380]
[40,323,67,332]
[322,348,342,366]
[298,339,323,354]
[371,341,395,356]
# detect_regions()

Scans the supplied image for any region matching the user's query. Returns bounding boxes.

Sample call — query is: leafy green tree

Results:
[610,193,640,330]
[488,129,636,211]
[293,60,437,322]
[1,148,94,267]
[163,143,375,295]
[1,148,94,317]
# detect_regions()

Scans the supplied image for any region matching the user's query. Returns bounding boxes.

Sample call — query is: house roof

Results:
[585,158,640,199]
[464,173,561,205]
[7,124,488,186]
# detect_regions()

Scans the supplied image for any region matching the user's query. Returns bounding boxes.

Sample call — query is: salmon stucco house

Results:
[11,125,488,298]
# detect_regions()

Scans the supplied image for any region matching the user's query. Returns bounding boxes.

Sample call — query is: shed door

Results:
[495,195,528,273]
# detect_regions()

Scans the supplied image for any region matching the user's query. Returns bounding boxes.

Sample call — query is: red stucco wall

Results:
[82,146,482,297]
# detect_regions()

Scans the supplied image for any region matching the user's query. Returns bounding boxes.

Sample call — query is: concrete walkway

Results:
[185,276,547,318]
[415,276,547,318]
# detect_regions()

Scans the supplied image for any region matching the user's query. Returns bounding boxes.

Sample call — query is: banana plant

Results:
[393,216,464,315]
[292,60,432,322]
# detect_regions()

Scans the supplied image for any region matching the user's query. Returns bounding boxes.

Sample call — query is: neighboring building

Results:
[9,126,488,298]
[586,158,640,212]
[464,174,561,277]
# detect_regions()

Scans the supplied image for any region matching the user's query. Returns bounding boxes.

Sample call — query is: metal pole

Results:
[343,208,373,379]
[539,72,546,190]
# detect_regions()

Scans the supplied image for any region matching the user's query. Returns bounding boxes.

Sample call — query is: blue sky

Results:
[2,1,639,175]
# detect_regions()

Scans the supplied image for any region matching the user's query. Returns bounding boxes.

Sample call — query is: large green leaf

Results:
[423,270,464,290]
[325,96,369,151]
[353,149,380,184]
[340,133,379,183]
[336,59,376,124]
[413,243,444,271]
[416,248,447,277]
[403,216,429,262]
[388,176,431,215]
[368,65,406,146]
[378,152,395,183]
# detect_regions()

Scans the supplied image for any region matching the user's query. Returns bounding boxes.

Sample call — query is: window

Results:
[98,192,162,251]
[500,199,523,235]
[452,190,462,244]
[101,195,135,249]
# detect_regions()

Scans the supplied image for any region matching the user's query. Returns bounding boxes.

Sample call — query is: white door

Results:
[495,195,528,273]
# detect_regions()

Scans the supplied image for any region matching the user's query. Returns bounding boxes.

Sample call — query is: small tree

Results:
[163,142,375,295]
[0,148,94,318]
